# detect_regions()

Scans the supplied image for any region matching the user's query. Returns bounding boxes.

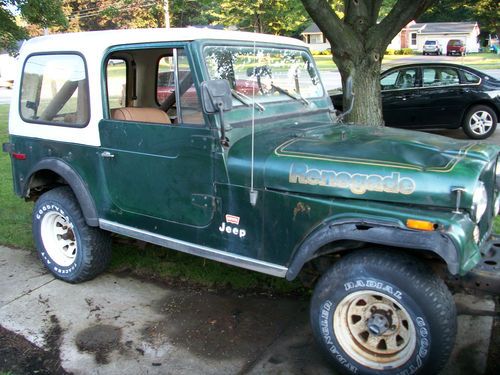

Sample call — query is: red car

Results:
[157,71,259,105]
[447,40,466,56]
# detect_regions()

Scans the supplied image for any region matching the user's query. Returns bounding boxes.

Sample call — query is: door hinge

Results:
[191,194,217,209]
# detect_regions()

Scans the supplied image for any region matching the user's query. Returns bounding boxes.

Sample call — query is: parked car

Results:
[3,29,500,375]
[447,39,466,56]
[423,40,442,55]
[157,70,258,106]
[331,63,500,139]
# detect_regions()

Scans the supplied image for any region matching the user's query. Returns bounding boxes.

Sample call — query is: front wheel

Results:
[310,250,456,375]
[33,187,111,283]
[462,105,497,139]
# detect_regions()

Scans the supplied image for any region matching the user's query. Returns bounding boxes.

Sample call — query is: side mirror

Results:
[201,79,233,114]
[337,76,355,123]
[200,79,232,147]
[344,76,353,104]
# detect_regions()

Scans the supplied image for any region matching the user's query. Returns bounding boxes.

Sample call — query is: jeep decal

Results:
[289,163,416,195]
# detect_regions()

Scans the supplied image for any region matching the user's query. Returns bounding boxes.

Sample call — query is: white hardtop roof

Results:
[21,28,307,55]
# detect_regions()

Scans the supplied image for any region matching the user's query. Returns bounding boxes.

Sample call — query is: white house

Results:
[301,21,481,53]
[406,22,481,53]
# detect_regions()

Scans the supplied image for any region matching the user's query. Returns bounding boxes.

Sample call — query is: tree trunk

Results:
[300,0,437,126]
[335,52,383,125]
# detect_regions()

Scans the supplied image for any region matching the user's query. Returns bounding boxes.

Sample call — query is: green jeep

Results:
[4,28,500,374]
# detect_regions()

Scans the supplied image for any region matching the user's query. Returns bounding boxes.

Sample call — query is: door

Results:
[381,67,422,128]
[417,66,464,127]
[99,47,216,228]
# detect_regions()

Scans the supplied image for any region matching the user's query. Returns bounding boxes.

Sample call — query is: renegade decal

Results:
[289,163,416,195]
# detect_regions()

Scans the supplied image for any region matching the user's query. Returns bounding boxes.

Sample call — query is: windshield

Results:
[203,45,323,107]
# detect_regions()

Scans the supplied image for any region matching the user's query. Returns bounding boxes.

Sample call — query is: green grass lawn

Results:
[313,51,500,71]
[0,103,499,292]
[0,105,33,249]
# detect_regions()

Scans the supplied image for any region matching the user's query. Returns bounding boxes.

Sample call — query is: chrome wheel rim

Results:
[469,110,493,136]
[40,211,77,267]
[333,290,416,370]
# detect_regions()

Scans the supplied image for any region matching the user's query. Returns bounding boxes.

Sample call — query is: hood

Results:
[226,123,499,209]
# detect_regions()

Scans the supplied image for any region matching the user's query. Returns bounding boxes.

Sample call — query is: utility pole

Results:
[163,0,170,28]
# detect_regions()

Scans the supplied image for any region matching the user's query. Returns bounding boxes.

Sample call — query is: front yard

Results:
[313,52,500,71]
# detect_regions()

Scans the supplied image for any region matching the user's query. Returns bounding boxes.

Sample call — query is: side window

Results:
[107,59,127,109]
[177,50,202,124]
[381,71,399,90]
[462,71,480,84]
[422,68,437,87]
[20,54,89,126]
[157,56,175,105]
[423,67,459,87]
[381,69,417,90]
[157,50,202,125]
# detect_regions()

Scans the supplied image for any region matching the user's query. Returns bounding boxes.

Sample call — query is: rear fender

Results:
[24,158,98,226]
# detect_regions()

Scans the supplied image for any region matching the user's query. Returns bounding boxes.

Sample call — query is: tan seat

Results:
[111,107,171,124]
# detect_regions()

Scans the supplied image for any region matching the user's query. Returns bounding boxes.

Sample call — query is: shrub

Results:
[385,49,396,55]
[400,48,414,55]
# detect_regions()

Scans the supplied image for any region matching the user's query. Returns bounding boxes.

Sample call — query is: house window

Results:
[310,34,323,44]
[411,33,417,46]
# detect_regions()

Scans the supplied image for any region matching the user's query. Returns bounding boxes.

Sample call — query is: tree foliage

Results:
[171,0,217,27]
[0,0,66,52]
[209,0,308,36]
[420,0,499,36]
[56,1,220,32]
[57,0,164,32]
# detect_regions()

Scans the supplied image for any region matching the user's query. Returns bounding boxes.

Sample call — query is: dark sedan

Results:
[330,63,500,139]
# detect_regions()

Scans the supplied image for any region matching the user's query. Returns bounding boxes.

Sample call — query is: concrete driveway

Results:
[0,246,498,374]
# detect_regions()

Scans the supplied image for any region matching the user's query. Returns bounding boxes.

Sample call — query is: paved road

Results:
[0,87,12,105]
[0,246,497,374]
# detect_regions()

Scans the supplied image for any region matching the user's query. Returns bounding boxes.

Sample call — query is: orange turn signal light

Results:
[406,219,436,231]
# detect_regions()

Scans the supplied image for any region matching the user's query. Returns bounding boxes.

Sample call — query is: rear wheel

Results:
[462,105,497,139]
[310,250,456,374]
[33,187,111,283]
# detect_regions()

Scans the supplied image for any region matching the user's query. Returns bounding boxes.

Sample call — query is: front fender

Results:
[285,219,460,280]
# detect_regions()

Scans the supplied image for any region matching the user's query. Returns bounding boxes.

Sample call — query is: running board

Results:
[99,219,288,278]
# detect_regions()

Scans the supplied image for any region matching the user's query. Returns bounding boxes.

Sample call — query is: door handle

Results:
[101,151,115,158]
[395,95,408,100]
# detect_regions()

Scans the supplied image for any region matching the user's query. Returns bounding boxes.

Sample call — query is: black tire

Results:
[462,104,497,139]
[33,186,111,283]
[310,250,456,375]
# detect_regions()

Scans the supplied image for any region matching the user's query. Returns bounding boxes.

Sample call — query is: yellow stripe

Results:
[274,138,475,173]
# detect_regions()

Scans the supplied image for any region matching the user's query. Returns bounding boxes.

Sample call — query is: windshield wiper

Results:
[271,84,310,106]
[231,89,265,112]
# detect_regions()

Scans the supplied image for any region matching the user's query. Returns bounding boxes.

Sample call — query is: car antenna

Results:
[249,39,258,207]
